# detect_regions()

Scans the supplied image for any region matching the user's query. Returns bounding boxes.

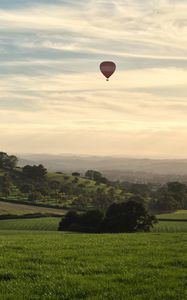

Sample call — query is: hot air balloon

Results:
[100,61,116,81]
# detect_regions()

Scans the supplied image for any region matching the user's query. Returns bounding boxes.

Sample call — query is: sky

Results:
[0,0,187,158]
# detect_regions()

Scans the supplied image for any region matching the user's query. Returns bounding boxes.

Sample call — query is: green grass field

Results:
[0,216,187,233]
[153,221,187,233]
[0,209,187,232]
[157,210,187,220]
[0,217,61,231]
[0,200,66,217]
[0,207,186,299]
[0,232,186,300]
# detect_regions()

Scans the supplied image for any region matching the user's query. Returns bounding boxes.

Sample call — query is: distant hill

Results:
[0,166,124,212]
[17,154,187,183]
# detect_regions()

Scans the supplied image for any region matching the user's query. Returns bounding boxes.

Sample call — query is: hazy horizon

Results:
[12,152,187,161]
[1,0,187,157]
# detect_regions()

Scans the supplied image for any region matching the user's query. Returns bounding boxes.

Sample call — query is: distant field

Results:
[157,210,187,220]
[0,232,186,300]
[47,172,105,190]
[154,210,187,232]
[0,217,61,231]
[0,200,66,217]
[153,221,187,233]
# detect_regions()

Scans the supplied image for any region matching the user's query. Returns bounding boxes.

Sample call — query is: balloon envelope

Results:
[100,61,116,80]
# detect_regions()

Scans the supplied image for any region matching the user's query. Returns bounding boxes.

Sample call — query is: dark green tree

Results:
[20,183,34,193]
[58,209,104,233]
[0,152,18,170]
[23,164,47,180]
[152,192,178,212]
[49,180,61,191]
[85,170,108,184]
[101,200,156,233]
[72,172,80,177]
[167,182,187,208]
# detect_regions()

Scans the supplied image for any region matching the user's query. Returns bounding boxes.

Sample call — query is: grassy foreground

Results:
[0,232,186,300]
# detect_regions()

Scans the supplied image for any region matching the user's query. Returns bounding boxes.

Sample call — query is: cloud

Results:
[0,0,187,60]
[0,0,187,156]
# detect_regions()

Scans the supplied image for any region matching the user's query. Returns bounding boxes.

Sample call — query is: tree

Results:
[128,194,149,210]
[151,181,187,212]
[2,174,11,187]
[78,210,104,232]
[58,209,104,232]
[72,172,80,177]
[0,174,11,197]
[167,182,187,208]
[58,211,79,231]
[85,170,98,180]
[2,187,10,197]
[60,183,73,194]
[101,200,156,233]
[92,189,113,211]
[152,192,178,212]
[72,177,79,184]
[23,164,47,180]
[20,183,34,193]
[59,201,156,233]
[73,195,91,208]
[85,170,108,184]
[0,152,18,170]
[49,180,61,191]
[130,183,150,197]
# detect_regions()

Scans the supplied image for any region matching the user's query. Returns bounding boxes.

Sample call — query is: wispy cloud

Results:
[0,0,187,156]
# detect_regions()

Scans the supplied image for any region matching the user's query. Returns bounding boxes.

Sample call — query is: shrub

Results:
[101,200,157,233]
[72,172,80,177]
[58,210,104,233]
[59,201,157,233]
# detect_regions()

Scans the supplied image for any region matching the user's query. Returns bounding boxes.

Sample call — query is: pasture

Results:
[153,221,187,233]
[0,200,65,217]
[157,210,187,220]
[154,210,187,232]
[0,210,187,232]
[0,232,186,300]
[0,217,60,231]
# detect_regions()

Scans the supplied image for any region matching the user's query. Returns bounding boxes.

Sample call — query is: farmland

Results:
[0,215,187,233]
[0,232,186,300]
[0,200,65,217]
[0,206,187,232]
[153,221,187,233]
[153,210,187,232]
[157,210,187,220]
[0,217,60,231]
[0,201,186,300]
